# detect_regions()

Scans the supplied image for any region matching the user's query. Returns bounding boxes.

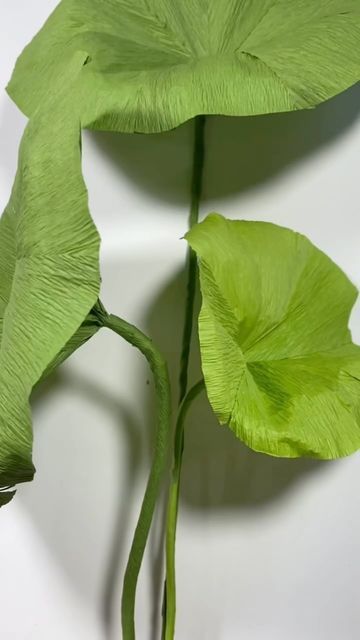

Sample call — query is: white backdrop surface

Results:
[1,2,360,639]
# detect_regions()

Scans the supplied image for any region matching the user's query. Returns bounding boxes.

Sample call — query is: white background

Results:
[1,2,360,639]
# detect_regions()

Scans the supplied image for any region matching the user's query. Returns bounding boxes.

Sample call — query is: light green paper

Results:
[7,1,360,133]
[186,214,360,459]
[0,59,100,506]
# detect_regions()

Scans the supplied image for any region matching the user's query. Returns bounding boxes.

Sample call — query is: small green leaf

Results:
[0,59,100,505]
[7,1,360,132]
[186,214,360,459]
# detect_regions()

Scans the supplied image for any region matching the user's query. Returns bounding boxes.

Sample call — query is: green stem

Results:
[162,115,207,639]
[178,115,206,403]
[102,312,172,640]
[164,380,205,640]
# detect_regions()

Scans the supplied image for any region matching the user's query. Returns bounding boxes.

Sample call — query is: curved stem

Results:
[102,312,172,640]
[165,380,205,640]
[178,115,206,403]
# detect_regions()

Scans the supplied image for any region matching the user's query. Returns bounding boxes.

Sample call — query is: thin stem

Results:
[164,380,205,640]
[162,110,207,640]
[178,115,206,403]
[102,312,172,640]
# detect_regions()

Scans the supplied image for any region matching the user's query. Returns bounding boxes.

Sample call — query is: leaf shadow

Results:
[26,363,145,640]
[89,83,360,205]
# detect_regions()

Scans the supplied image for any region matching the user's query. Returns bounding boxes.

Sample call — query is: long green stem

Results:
[102,312,172,640]
[165,380,205,640]
[162,115,207,638]
[178,114,206,403]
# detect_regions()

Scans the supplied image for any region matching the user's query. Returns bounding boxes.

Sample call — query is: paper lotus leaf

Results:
[7,1,360,133]
[0,63,100,506]
[186,214,360,459]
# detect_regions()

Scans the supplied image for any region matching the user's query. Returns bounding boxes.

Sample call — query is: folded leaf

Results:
[186,214,360,459]
[40,303,104,382]
[7,1,360,132]
[0,57,100,505]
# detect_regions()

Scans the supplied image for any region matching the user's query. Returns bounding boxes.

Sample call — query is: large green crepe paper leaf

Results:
[7,1,360,133]
[186,214,360,459]
[0,57,100,506]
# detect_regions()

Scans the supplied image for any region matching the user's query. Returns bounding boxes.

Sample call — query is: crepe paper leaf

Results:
[7,1,360,133]
[0,58,100,507]
[186,214,360,460]
[39,303,104,383]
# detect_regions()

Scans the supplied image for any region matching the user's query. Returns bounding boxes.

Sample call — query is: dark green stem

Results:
[162,115,206,639]
[102,312,172,640]
[178,115,206,403]
[164,380,205,640]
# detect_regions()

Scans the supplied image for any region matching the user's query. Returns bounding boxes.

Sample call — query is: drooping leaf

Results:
[7,1,360,133]
[39,302,105,383]
[186,214,360,459]
[0,57,100,506]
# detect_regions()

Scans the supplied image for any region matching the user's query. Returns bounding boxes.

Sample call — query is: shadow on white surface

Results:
[0,98,27,189]
[27,360,145,639]
[90,83,360,205]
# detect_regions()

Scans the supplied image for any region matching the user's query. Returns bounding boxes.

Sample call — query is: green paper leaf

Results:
[7,1,360,133]
[0,58,100,506]
[186,214,360,459]
[40,304,104,383]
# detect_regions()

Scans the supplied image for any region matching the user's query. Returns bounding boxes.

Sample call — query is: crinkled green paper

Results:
[0,56,100,505]
[1,1,360,504]
[187,214,360,459]
[7,0,360,132]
